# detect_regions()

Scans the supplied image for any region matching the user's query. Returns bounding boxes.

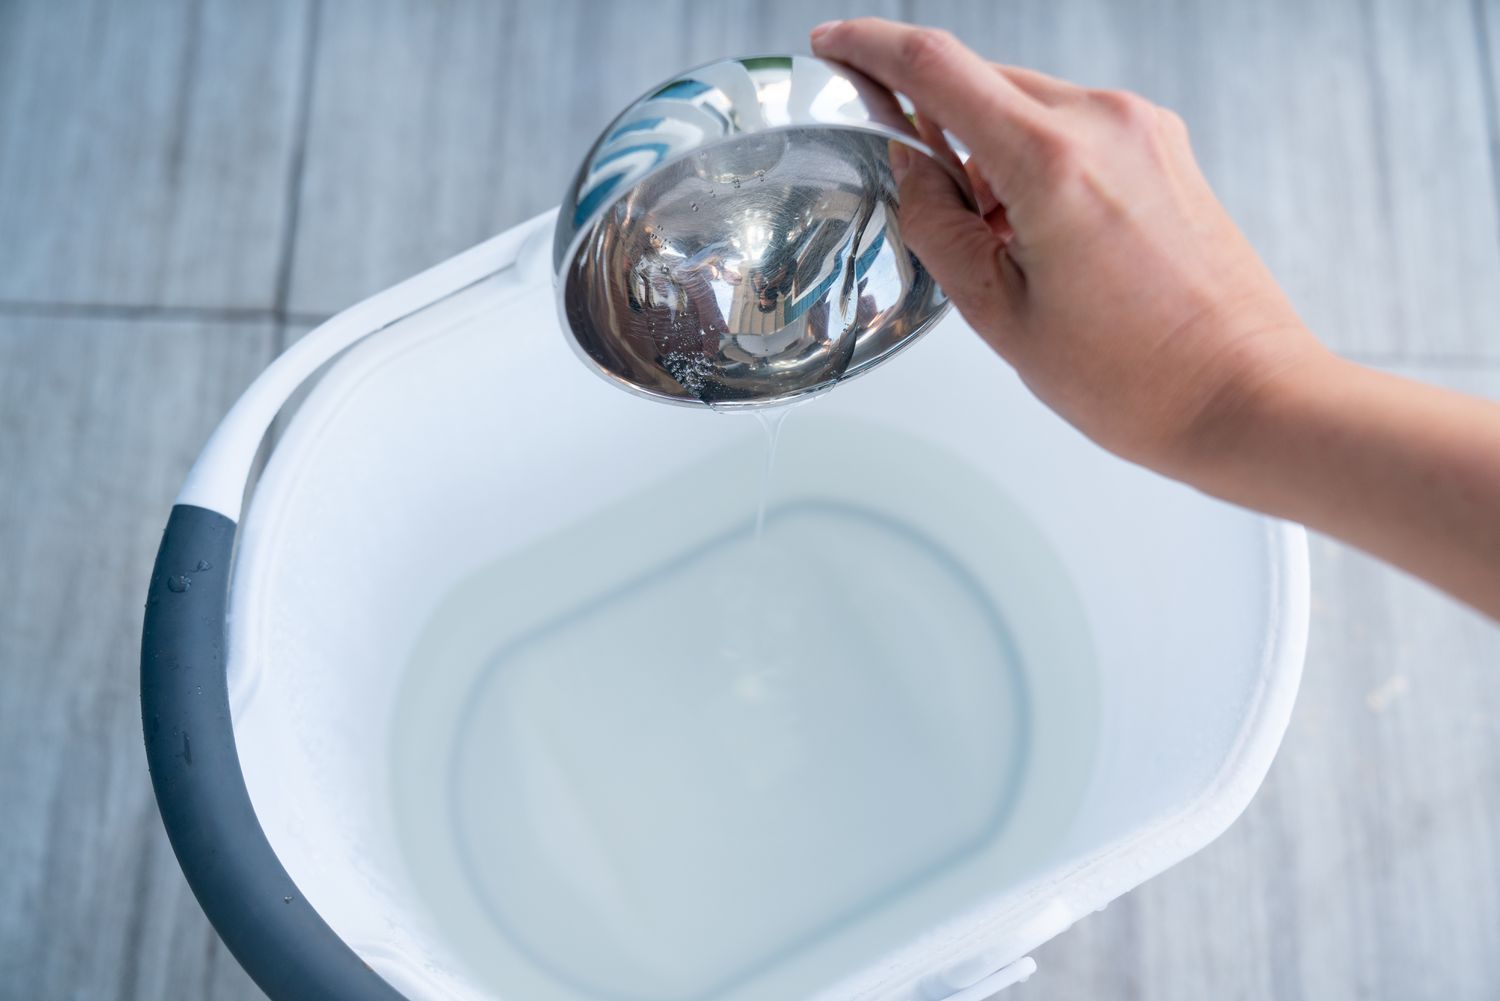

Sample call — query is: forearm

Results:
[1187,351,1500,618]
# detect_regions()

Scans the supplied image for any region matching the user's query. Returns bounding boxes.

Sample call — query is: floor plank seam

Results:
[0,300,329,328]
[1,301,1494,371]
[1473,0,1500,264]
[271,0,325,352]
[159,0,206,236]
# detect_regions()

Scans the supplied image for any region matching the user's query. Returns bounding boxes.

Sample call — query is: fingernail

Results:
[888,141,912,183]
[810,20,841,45]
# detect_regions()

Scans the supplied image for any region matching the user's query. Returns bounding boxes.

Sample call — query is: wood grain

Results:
[1008,363,1500,1001]
[910,0,1500,360]
[286,0,898,315]
[1479,0,1500,266]
[2,2,1499,999]
[0,0,313,310]
[0,318,274,1000]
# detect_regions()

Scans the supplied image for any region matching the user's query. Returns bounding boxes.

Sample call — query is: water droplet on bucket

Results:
[167,575,190,593]
[195,560,212,572]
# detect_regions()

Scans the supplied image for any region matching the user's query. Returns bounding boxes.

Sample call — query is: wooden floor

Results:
[3,1,1499,998]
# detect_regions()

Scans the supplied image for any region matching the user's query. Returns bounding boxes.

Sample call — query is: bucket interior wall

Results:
[228,252,1302,1000]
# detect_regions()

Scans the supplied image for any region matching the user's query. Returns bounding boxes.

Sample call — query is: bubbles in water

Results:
[661,350,714,399]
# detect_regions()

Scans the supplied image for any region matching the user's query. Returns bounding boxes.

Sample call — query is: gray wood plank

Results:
[1480,0,1500,260]
[676,0,901,60]
[909,0,1500,361]
[5,3,1500,998]
[1006,361,1500,1001]
[1357,0,1500,360]
[288,0,898,316]
[0,316,275,1000]
[0,0,311,310]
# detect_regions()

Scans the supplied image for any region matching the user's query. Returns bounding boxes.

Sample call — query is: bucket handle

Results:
[142,504,406,1000]
[139,211,556,999]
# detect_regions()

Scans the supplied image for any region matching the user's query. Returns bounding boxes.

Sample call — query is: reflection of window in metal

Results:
[627,256,686,315]
[727,217,793,337]
[627,227,693,318]
[727,265,788,337]
[807,76,860,122]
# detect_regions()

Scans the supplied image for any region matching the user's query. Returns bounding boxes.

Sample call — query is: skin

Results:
[811,17,1500,620]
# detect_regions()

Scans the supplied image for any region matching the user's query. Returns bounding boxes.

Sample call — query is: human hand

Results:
[811,18,1328,478]
[814,18,1500,620]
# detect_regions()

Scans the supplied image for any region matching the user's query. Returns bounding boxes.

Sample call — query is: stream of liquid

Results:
[750,402,800,545]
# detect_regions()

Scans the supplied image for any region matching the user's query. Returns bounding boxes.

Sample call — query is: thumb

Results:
[889,140,1022,336]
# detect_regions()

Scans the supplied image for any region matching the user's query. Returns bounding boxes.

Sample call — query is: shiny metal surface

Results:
[554,55,971,409]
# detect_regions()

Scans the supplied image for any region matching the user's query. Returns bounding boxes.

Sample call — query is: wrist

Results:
[1167,334,1350,507]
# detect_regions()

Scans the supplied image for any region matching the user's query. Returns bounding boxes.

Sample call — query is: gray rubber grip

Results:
[141,504,405,1001]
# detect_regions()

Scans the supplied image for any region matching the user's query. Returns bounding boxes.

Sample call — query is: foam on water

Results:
[388,417,1100,1001]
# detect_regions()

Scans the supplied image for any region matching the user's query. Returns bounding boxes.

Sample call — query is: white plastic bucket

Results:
[163,210,1307,1001]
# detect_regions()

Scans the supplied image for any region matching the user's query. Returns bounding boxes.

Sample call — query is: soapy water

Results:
[389,418,1100,1001]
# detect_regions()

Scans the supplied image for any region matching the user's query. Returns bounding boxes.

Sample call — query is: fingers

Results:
[812,18,1049,202]
[995,65,1080,106]
[910,111,968,197]
[910,111,1010,238]
[888,139,1021,330]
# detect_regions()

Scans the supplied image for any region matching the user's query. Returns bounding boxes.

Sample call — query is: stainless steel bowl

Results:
[553,54,971,410]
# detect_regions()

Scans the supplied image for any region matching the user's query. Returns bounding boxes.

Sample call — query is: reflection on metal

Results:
[554,55,971,409]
